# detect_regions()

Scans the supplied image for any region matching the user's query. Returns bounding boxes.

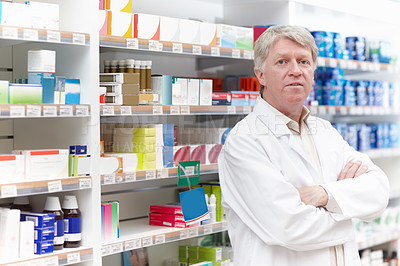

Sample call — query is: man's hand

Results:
[297,185,328,207]
[338,160,368,181]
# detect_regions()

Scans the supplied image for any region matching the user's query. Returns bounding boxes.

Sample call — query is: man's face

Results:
[255,38,315,112]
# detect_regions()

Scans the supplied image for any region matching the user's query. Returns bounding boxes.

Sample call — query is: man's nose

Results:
[288,60,301,76]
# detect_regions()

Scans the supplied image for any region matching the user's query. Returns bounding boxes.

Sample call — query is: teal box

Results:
[0,80,9,104]
[28,72,55,104]
[151,75,172,105]
[65,79,80,104]
[9,84,42,104]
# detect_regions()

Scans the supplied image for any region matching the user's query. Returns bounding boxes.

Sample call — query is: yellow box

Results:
[132,136,156,145]
[143,160,156,170]
[105,0,132,13]
[107,11,133,37]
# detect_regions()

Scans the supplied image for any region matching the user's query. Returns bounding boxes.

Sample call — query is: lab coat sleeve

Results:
[219,132,354,252]
[320,122,389,222]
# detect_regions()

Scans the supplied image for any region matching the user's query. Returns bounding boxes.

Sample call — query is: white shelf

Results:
[316,57,399,73]
[0,104,90,118]
[0,177,92,199]
[0,25,89,46]
[100,35,253,60]
[101,164,218,186]
[101,218,227,257]
[309,105,400,116]
[357,230,400,250]
[365,148,400,159]
[0,246,93,266]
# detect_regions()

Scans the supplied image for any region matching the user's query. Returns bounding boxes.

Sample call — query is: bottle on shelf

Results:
[390,251,398,266]
[43,196,64,250]
[118,59,126,73]
[145,60,152,92]
[140,60,147,92]
[209,194,217,224]
[126,59,135,73]
[11,196,33,212]
[62,195,81,248]
[104,60,111,73]
[110,60,118,73]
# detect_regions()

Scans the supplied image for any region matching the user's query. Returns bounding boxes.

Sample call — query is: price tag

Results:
[227,106,236,114]
[149,40,159,51]
[48,180,62,193]
[368,63,375,71]
[142,236,153,247]
[125,239,141,251]
[243,106,251,114]
[170,105,180,115]
[115,174,124,183]
[364,107,372,115]
[102,106,115,116]
[339,60,347,68]
[2,27,18,39]
[27,105,41,117]
[349,107,356,115]
[101,245,111,256]
[156,168,169,179]
[189,227,199,237]
[104,174,116,184]
[349,61,358,70]
[204,225,212,234]
[76,105,89,116]
[120,106,132,115]
[158,42,163,51]
[173,43,183,53]
[211,47,220,57]
[328,106,336,115]
[318,106,327,115]
[111,243,123,253]
[317,57,325,67]
[244,50,252,59]
[372,107,379,115]
[1,185,17,198]
[126,38,139,49]
[180,106,190,115]
[339,106,347,115]
[154,234,166,244]
[72,33,86,45]
[79,178,91,189]
[180,229,189,239]
[125,172,136,182]
[67,252,81,264]
[152,106,163,115]
[183,166,195,176]
[329,59,337,68]
[43,106,57,117]
[47,31,61,43]
[43,256,59,266]
[60,106,73,116]
[361,62,368,71]
[146,170,156,180]
[10,106,25,117]
[232,49,240,59]
[192,45,202,55]
[23,29,38,41]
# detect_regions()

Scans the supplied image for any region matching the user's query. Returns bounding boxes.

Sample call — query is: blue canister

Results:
[356,81,367,106]
[374,81,383,106]
[335,79,344,106]
[325,32,334,58]
[346,124,358,150]
[358,124,371,152]
[366,81,375,106]
[390,123,400,148]
[368,124,378,149]
[344,80,356,106]
[346,36,366,61]
[314,79,323,105]
[311,31,327,57]
[333,32,343,59]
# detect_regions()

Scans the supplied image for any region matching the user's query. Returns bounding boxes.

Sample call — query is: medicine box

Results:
[149,218,187,228]
[134,13,160,40]
[20,212,55,229]
[151,75,172,105]
[100,83,139,94]
[9,84,42,104]
[107,10,133,37]
[0,2,30,28]
[172,78,188,105]
[106,93,139,105]
[19,221,34,258]
[0,80,9,104]
[0,154,25,182]
[100,73,140,84]
[236,26,254,50]
[34,227,55,242]
[105,0,132,13]
[65,79,81,104]
[217,24,236,48]
[206,144,223,164]
[200,22,217,47]
[180,19,200,45]
[34,240,54,255]
[160,16,180,42]
[28,50,56,73]
[212,92,231,106]
[150,204,183,215]
[190,145,206,165]
[173,145,191,166]
[199,79,213,106]
[25,1,59,30]
[187,78,200,106]
[231,91,249,106]
[104,153,138,172]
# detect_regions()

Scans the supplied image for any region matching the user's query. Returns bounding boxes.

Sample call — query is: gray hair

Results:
[254,25,318,72]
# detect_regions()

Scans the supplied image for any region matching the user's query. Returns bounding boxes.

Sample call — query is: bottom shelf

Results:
[357,230,400,250]
[0,246,92,266]
[101,218,227,257]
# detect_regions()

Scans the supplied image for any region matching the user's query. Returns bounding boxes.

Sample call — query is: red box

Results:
[149,204,183,215]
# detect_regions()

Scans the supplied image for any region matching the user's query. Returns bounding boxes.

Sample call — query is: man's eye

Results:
[300,60,309,65]
[278,60,285,64]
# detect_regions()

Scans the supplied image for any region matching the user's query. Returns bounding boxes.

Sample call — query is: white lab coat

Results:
[218,97,389,266]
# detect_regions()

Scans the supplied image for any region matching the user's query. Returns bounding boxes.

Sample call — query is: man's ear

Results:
[254,67,266,86]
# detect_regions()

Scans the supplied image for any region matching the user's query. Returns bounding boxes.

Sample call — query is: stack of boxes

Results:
[100,73,140,105]
[193,182,224,223]
[149,203,197,228]
[101,200,120,241]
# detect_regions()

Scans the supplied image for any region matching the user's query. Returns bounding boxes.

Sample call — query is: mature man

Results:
[218,25,389,265]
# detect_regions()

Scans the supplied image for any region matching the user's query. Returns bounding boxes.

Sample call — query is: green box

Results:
[199,247,222,266]
[9,83,42,104]
[179,245,189,265]
[0,81,9,104]
[188,246,200,264]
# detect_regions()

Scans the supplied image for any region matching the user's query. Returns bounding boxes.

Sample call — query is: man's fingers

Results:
[338,161,354,180]
[344,160,362,179]
[355,165,368,177]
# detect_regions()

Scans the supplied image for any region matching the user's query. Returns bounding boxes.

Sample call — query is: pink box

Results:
[206,144,223,164]
[190,145,206,165]
[149,212,185,222]
[149,218,188,228]
[102,203,112,241]
[149,204,183,215]
[173,145,191,166]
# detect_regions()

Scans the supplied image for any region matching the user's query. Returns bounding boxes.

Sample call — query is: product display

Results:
[62,195,81,248]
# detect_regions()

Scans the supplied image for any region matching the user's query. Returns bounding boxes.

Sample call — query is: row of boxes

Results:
[212,91,259,106]
[179,245,224,266]
[101,201,120,241]
[100,73,140,105]
[99,11,253,50]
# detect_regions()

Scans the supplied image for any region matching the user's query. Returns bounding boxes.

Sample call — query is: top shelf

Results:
[316,57,399,73]
[0,25,90,46]
[99,35,254,60]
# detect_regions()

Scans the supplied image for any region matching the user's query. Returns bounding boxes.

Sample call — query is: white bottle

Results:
[209,194,217,224]
[201,194,210,225]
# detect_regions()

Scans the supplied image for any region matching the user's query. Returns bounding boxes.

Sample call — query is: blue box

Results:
[21,212,55,229]
[311,31,326,57]
[65,79,80,104]
[163,146,174,168]
[231,91,249,106]
[34,227,55,242]
[151,75,172,105]
[69,145,88,155]
[34,240,54,255]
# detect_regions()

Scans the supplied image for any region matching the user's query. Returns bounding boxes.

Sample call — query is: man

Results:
[218,25,389,265]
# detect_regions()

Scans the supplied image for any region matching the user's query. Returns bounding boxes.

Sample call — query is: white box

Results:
[179,19,200,45]
[105,0,132,12]
[13,149,69,179]
[134,13,160,40]
[107,11,133,37]
[217,24,236,48]
[19,221,34,258]
[28,50,56,73]
[0,154,25,182]
[199,79,212,106]
[0,209,20,260]
[188,79,200,106]
[200,22,217,46]
[25,2,59,30]
[104,153,138,172]
[99,10,107,35]
[172,78,188,105]
[160,16,180,42]
[0,2,30,28]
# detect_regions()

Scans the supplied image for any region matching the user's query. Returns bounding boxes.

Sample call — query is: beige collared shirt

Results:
[262,99,345,266]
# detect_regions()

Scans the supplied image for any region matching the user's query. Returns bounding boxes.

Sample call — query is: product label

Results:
[64,216,81,241]
[55,220,64,237]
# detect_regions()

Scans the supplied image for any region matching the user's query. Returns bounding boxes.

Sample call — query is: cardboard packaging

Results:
[25,1,59,30]
[34,240,54,255]
[0,154,25,182]
[20,212,55,229]
[99,10,107,35]
[106,93,139,105]
[217,24,236,48]
[160,16,180,42]
[0,80,9,104]
[9,84,42,104]
[0,209,20,260]
[150,204,183,215]
[236,26,254,50]
[107,10,133,37]
[133,13,160,40]
[173,145,191,166]
[172,78,188,105]
[105,0,132,13]
[100,73,140,84]
[65,79,81,104]
[180,19,200,45]
[231,91,249,106]
[139,92,159,105]
[206,144,223,164]
[101,83,139,94]
[190,145,206,165]
[199,79,213,106]
[104,153,139,172]
[0,2,30,28]
[212,92,231,106]
[54,76,66,104]
[34,227,55,242]
[188,79,200,106]
[19,221,35,258]
[151,75,173,105]
[200,22,217,47]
